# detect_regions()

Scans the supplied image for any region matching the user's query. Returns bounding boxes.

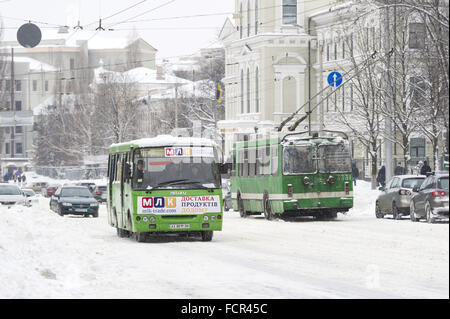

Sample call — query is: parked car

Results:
[43,184,60,197]
[31,182,48,192]
[92,185,107,203]
[375,175,425,219]
[222,180,232,212]
[0,184,27,208]
[410,173,449,223]
[22,188,39,207]
[50,186,99,217]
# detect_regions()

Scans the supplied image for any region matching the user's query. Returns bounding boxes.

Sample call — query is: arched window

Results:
[255,0,259,34]
[255,67,259,113]
[247,68,251,113]
[241,69,244,113]
[282,0,297,25]
[283,76,297,114]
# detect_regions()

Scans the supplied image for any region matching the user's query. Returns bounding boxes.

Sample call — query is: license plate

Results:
[75,208,88,212]
[169,224,190,230]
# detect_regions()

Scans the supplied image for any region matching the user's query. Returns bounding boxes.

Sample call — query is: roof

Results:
[0,56,57,72]
[110,135,217,151]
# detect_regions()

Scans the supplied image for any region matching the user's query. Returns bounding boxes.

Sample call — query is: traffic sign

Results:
[17,23,42,48]
[328,72,343,88]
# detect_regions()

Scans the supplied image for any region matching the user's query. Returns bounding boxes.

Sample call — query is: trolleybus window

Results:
[318,143,352,173]
[282,144,316,174]
[133,147,221,190]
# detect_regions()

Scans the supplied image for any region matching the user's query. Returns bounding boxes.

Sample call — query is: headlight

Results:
[90,202,99,207]
[62,202,72,207]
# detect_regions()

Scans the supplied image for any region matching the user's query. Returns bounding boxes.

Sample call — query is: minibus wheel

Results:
[201,231,213,241]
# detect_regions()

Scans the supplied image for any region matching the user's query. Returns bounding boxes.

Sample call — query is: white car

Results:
[22,189,39,207]
[0,184,27,208]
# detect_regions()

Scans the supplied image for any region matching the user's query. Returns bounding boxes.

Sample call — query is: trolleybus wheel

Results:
[238,194,247,218]
[263,194,272,220]
[201,231,213,242]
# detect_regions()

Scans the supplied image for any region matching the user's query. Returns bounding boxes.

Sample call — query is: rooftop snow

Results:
[111,135,218,149]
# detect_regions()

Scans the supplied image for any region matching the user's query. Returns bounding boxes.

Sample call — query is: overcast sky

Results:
[0,0,234,59]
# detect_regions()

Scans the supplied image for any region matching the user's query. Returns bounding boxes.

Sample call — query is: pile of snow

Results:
[1,180,448,298]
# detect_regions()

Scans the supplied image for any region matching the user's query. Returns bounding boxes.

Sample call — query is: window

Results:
[247,0,251,37]
[249,147,256,177]
[282,0,297,25]
[255,67,259,113]
[15,80,22,92]
[247,68,250,113]
[334,42,337,60]
[240,2,243,39]
[241,70,244,113]
[283,145,315,174]
[271,145,279,176]
[326,43,330,61]
[15,126,23,134]
[15,101,22,111]
[255,0,259,34]
[16,143,23,154]
[32,80,38,91]
[410,138,425,158]
[5,80,10,92]
[350,84,354,111]
[5,143,10,154]
[45,80,49,92]
[409,23,426,49]
[70,58,75,70]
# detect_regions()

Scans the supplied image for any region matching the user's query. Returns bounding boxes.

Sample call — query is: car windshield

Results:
[133,147,221,190]
[23,189,35,196]
[98,186,107,191]
[0,186,21,195]
[402,178,424,189]
[60,187,93,197]
[438,177,449,190]
[318,143,352,173]
[283,144,316,174]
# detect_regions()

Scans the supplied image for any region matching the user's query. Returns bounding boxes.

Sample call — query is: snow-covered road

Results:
[1,181,448,299]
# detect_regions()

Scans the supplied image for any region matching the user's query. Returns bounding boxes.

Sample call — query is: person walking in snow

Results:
[377,166,386,187]
[420,161,432,176]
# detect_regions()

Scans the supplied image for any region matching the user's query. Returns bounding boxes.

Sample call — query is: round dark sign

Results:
[17,23,42,48]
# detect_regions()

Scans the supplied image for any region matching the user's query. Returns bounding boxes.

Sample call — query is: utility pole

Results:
[175,83,178,136]
[384,2,393,184]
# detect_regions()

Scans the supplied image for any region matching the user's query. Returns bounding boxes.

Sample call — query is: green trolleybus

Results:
[231,132,353,220]
[107,135,223,242]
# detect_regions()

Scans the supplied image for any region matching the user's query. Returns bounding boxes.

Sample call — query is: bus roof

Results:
[109,135,217,153]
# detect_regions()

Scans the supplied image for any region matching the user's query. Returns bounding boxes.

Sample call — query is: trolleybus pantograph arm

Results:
[277,50,391,133]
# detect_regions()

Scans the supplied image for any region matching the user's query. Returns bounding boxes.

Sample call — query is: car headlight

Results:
[61,202,72,207]
[90,203,99,207]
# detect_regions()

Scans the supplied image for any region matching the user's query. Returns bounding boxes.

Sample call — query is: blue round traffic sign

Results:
[328,72,343,87]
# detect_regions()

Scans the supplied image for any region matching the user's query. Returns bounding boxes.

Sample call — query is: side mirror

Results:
[412,185,420,193]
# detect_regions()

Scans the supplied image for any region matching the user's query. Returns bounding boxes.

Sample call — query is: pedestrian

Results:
[394,162,404,176]
[22,173,26,184]
[420,161,432,176]
[352,163,359,186]
[3,171,8,182]
[377,166,386,188]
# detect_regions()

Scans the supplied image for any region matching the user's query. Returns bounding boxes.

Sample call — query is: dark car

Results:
[92,185,107,203]
[410,173,449,223]
[50,186,99,217]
